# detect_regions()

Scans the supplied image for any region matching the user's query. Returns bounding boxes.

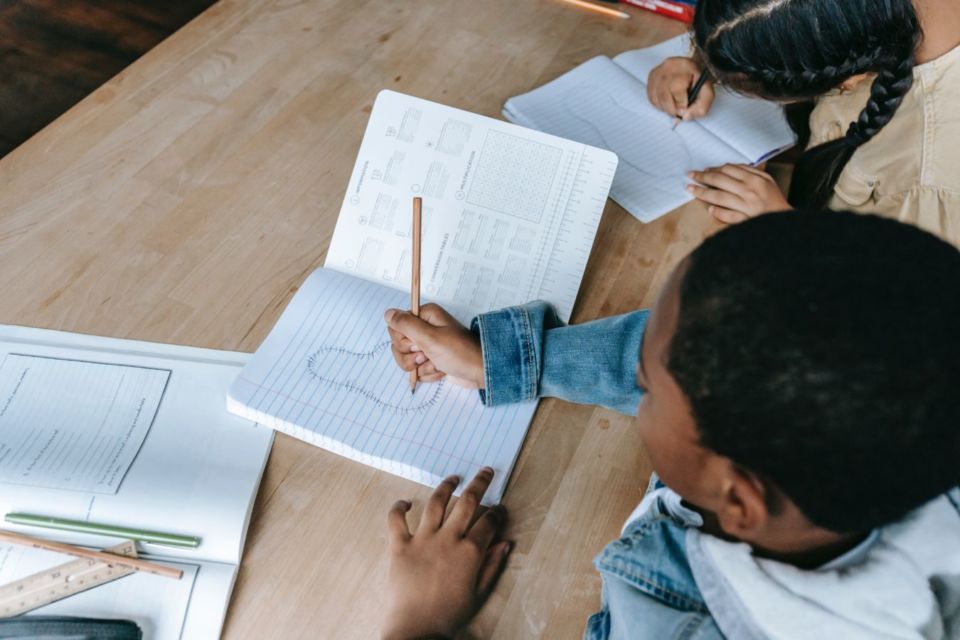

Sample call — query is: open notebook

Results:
[503,35,797,222]
[228,90,617,503]
[0,325,273,639]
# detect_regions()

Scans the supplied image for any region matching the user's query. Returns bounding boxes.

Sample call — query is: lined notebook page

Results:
[504,56,745,222]
[228,268,535,503]
[612,35,796,165]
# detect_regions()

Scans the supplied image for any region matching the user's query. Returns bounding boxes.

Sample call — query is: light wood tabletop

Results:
[0,1,721,637]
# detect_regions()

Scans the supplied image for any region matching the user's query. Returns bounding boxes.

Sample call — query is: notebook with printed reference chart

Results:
[228,90,618,503]
[503,34,797,222]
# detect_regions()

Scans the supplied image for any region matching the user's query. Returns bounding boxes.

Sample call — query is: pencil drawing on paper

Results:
[306,340,443,414]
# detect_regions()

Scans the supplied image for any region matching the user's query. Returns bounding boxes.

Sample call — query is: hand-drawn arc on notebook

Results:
[562,85,694,183]
[306,340,444,414]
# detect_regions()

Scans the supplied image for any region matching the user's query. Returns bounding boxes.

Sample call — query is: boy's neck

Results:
[914,0,960,63]
[748,531,871,570]
[694,504,871,570]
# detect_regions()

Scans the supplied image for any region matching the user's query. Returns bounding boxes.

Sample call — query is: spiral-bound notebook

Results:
[227,91,618,503]
[503,35,796,222]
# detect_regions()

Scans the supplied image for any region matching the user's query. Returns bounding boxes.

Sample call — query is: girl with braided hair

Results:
[647,0,960,244]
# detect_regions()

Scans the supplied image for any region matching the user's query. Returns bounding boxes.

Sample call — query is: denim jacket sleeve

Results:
[470,301,648,416]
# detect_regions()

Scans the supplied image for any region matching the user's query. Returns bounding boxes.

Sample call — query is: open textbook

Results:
[503,34,797,222]
[228,90,617,503]
[0,325,273,639]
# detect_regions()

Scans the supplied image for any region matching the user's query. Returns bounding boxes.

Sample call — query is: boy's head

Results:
[637,210,960,549]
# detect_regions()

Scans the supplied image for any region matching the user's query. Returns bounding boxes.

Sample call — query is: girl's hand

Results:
[381,469,512,640]
[647,57,715,120]
[687,164,791,223]
[385,304,485,389]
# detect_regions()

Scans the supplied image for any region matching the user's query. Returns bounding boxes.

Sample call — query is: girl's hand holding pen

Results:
[648,57,715,121]
[687,164,791,223]
[384,304,485,390]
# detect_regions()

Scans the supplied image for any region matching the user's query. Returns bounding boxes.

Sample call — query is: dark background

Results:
[0,0,216,158]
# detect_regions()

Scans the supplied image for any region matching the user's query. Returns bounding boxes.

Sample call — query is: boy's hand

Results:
[648,57,715,121]
[382,469,512,640]
[687,164,791,223]
[384,304,484,389]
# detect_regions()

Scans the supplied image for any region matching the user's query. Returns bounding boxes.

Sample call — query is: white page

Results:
[611,32,693,81]
[229,268,535,504]
[0,326,273,566]
[0,543,235,640]
[504,56,746,222]
[324,90,618,322]
[0,354,168,494]
[613,35,796,163]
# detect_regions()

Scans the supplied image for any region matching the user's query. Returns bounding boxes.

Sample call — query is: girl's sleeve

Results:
[471,302,648,416]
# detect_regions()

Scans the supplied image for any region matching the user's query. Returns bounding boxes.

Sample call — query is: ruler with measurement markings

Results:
[0,540,137,618]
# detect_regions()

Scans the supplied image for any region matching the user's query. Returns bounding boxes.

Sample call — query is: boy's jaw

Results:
[634,260,868,567]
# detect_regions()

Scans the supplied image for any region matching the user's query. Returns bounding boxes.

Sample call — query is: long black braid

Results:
[692,0,922,208]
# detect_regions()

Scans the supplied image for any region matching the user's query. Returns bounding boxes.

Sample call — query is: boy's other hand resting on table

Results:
[384,304,484,389]
[647,57,715,121]
[382,469,512,640]
[687,164,791,223]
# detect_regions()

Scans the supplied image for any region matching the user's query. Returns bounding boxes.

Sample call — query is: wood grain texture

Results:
[0,1,721,637]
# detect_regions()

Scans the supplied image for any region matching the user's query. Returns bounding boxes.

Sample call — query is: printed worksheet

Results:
[0,354,168,493]
[325,90,618,321]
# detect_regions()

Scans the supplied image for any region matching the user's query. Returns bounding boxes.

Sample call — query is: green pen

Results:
[4,512,201,548]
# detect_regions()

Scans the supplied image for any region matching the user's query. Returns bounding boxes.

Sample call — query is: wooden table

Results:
[0,1,720,637]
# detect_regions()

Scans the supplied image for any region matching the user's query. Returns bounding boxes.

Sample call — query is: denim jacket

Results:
[471,301,960,640]
[471,302,723,639]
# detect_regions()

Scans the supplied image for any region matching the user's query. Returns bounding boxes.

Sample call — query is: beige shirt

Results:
[809,43,960,245]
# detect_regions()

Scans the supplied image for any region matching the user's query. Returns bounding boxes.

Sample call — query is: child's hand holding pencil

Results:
[648,57,715,123]
[384,305,485,390]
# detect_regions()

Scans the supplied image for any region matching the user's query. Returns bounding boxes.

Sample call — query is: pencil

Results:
[5,512,201,548]
[672,69,710,130]
[559,0,630,19]
[0,529,183,579]
[410,197,422,394]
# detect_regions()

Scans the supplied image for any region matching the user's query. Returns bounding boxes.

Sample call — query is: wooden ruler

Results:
[0,540,138,618]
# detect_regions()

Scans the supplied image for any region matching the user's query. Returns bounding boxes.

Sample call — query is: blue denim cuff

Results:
[471,305,540,406]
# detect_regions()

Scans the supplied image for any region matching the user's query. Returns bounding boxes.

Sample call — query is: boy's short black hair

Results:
[668,210,960,532]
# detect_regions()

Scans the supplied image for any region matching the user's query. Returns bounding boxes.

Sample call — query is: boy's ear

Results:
[714,465,771,538]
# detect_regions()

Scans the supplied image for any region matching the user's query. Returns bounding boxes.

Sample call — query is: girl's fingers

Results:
[684,82,715,119]
[387,500,412,545]
[669,80,690,116]
[657,85,681,117]
[715,164,760,182]
[419,475,460,533]
[689,169,746,195]
[476,540,512,597]
[710,206,750,224]
[735,164,771,178]
[646,80,660,111]
[688,185,745,211]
